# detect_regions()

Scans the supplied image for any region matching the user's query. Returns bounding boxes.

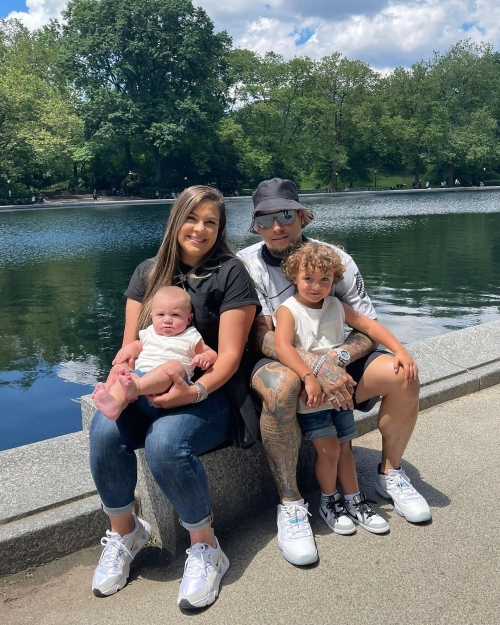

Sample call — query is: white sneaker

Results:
[319,493,356,535]
[375,467,431,523]
[177,539,230,609]
[277,502,318,565]
[92,513,151,597]
[344,493,390,534]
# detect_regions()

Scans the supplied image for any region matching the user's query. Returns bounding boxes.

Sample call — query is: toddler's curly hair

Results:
[282,242,345,284]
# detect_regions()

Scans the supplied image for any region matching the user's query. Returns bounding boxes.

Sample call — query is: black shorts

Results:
[252,349,390,413]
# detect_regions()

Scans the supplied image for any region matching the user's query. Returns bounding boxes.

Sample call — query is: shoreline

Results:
[2,185,500,212]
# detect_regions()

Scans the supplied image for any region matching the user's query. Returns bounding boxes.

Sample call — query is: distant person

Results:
[480,181,485,187]
[274,242,418,535]
[441,181,446,188]
[155,190,160,199]
[455,179,460,187]
[93,189,98,201]
[425,181,430,189]
[92,286,217,421]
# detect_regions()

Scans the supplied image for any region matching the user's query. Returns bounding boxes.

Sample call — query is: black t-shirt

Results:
[125,256,261,350]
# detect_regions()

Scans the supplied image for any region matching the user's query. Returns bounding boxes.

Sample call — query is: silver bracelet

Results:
[192,382,208,403]
[313,355,327,377]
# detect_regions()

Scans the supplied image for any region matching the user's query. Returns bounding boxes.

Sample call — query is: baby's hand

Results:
[191,353,216,370]
[304,375,323,408]
[393,348,419,381]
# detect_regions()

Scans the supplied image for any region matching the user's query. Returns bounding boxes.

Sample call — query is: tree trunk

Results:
[124,140,132,173]
[153,144,162,182]
[330,166,337,192]
[447,164,455,187]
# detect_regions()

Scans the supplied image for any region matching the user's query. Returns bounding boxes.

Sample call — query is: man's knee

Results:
[252,362,301,406]
[361,355,420,401]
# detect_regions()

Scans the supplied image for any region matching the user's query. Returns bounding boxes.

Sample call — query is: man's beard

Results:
[268,242,302,259]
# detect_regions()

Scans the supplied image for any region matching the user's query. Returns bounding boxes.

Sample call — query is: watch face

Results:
[338,349,350,362]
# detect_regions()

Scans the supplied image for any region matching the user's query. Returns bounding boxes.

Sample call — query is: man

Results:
[237,178,430,566]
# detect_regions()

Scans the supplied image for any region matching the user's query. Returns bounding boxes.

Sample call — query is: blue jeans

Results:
[89,389,231,531]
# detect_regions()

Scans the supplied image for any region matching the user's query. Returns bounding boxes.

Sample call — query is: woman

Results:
[89,186,260,609]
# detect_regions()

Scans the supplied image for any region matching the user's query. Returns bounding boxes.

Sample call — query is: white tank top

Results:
[273,295,346,414]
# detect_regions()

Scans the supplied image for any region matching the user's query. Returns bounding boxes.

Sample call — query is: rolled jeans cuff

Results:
[179,511,213,532]
[101,500,135,517]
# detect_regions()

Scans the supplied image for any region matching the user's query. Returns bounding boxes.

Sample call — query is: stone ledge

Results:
[3,320,500,574]
[0,496,108,576]
[1,432,96,526]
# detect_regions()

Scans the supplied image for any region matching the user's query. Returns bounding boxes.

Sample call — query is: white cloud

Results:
[3,0,500,70]
[196,0,500,69]
[57,356,100,386]
[5,0,66,30]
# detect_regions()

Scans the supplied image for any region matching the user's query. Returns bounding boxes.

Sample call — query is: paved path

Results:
[2,386,499,625]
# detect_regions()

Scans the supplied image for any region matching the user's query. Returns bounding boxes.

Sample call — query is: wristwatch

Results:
[332,348,351,367]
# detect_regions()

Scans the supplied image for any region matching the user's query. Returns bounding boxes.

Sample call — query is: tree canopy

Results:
[2,1,500,197]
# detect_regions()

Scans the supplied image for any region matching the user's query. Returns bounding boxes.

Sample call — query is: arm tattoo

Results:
[341,329,376,362]
[252,316,278,359]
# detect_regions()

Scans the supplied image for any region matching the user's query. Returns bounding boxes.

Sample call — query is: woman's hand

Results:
[393,348,419,381]
[148,371,198,409]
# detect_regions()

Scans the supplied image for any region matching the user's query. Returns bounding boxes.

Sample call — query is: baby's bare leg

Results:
[92,381,130,421]
[119,360,186,400]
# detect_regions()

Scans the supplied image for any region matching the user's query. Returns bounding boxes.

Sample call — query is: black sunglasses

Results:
[254,210,297,229]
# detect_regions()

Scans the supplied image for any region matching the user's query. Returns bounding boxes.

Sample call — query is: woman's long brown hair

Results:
[136,186,234,333]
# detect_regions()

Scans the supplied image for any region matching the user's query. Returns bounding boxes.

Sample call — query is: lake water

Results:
[1,190,499,450]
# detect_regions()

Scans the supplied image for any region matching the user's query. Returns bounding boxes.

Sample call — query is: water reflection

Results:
[1,191,500,449]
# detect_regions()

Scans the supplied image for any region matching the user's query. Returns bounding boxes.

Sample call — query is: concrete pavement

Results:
[2,384,499,625]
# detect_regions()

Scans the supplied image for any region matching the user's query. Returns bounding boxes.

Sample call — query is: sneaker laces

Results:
[99,531,133,568]
[183,544,212,580]
[352,494,378,519]
[325,496,349,520]
[388,470,422,503]
[281,504,313,539]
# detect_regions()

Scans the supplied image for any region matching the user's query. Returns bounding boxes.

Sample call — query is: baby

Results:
[92,285,217,420]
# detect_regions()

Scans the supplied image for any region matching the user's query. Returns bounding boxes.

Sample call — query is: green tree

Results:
[0,19,83,194]
[60,0,231,185]
[231,52,316,183]
[425,41,500,185]
[304,54,380,190]
[379,62,434,183]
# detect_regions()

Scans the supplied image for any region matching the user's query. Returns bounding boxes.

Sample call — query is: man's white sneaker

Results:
[177,539,230,610]
[375,467,431,523]
[92,513,151,597]
[277,502,318,565]
[344,493,390,534]
[319,493,356,535]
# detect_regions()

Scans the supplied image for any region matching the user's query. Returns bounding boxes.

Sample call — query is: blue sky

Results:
[2,1,500,71]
